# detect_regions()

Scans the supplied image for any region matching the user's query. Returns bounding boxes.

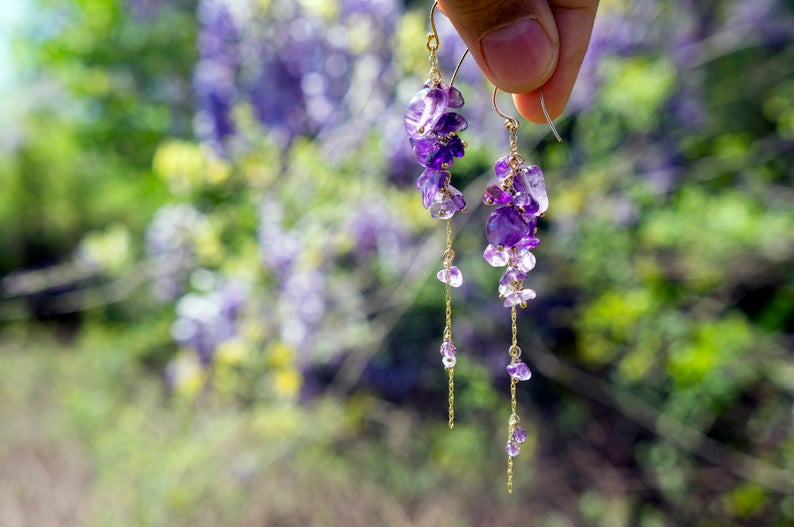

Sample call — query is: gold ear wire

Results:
[493,87,563,143]
[449,48,469,87]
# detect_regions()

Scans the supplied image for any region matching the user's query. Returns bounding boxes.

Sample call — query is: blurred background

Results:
[1,0,793,525]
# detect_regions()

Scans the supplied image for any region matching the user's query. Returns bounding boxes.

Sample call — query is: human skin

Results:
[437,0,599,123]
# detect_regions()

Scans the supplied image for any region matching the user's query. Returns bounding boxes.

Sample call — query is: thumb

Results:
[437,0,559,93]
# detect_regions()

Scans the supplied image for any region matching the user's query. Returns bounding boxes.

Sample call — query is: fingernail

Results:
[480,17,555,92]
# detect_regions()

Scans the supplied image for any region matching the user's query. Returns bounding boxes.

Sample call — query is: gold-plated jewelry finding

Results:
[442,218,455,429]
[449,48,469,87]
[492,87,563,143]
[426,2,442,85]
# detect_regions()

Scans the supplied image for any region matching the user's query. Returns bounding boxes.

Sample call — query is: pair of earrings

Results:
[403,2,561,493]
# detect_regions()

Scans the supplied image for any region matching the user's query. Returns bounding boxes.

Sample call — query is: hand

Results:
[437,0,599,123]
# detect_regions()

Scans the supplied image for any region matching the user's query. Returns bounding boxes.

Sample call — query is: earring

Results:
[484,88,561,493]
[403,2,469,429]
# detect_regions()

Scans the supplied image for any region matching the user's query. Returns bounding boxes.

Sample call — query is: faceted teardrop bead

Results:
[486,206,531,249]
[515,165,548,214]
[445,85,465,109]
[506,440,520,457]
[513,192,539,216]
[436,266,463,287]
[404,87,448,139]
[483,184,511,206]
[434,112,468,134]
[513,425,528,444]
[506,361,532,381]
[483,244,510,267]
[494,156,512,182]
[503,288,537,307]
[440,339,457,357]
[418,169,447,208]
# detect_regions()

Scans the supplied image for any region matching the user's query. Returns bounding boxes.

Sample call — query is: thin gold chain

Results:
[507,305,519,493]
[443,218,455,429]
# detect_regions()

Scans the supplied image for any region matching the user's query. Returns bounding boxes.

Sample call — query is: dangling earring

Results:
[483,88,561,493]
[403,2,470,429]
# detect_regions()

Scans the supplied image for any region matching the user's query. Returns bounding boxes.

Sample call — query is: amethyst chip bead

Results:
[506,361,532,381]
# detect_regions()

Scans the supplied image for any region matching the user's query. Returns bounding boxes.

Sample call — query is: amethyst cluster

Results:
[482,155,548,308]
[404,83,468,220]
[481,153,549,458]
[404,82,470,370]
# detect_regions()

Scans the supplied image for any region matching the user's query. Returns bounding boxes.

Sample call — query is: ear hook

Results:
[492,86,520,130]
[428,2,439,46]
[493,87,563,143]
[539,89,563,143]
[449,48,469,87]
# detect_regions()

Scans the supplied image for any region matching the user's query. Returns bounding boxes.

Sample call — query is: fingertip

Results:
[513,90,566,124]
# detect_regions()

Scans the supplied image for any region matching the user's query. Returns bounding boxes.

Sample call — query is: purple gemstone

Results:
[513,425,528,444]
[506,440,520,457]
[498,281,515,298]
[515,251,536,273]
[515,235,540,252]
[445,85,464,109]
[513,192,540,216]
[503,288,537,307]
[483,184,511,205]
[436,266,463,287]
[447,185,466,211]
[404,87,448,139]
[494,156,512,182]
[446,134,466,159]
[440,339,456,357]
[418,169,447,208]
[499,268,527,287]
[430,194,458,219]
[516,165,548,214]
[410,137,434,166]
[483,244,509,267]
[506,361,532,381]
[486,206,531,249]
[434,112,468,134]
[425,142,454,170]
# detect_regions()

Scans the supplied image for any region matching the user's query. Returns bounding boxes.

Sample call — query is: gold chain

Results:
[426,33,442,86]
[448,366,455,429]
[507,305,520,493]
[443,219,456,428]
